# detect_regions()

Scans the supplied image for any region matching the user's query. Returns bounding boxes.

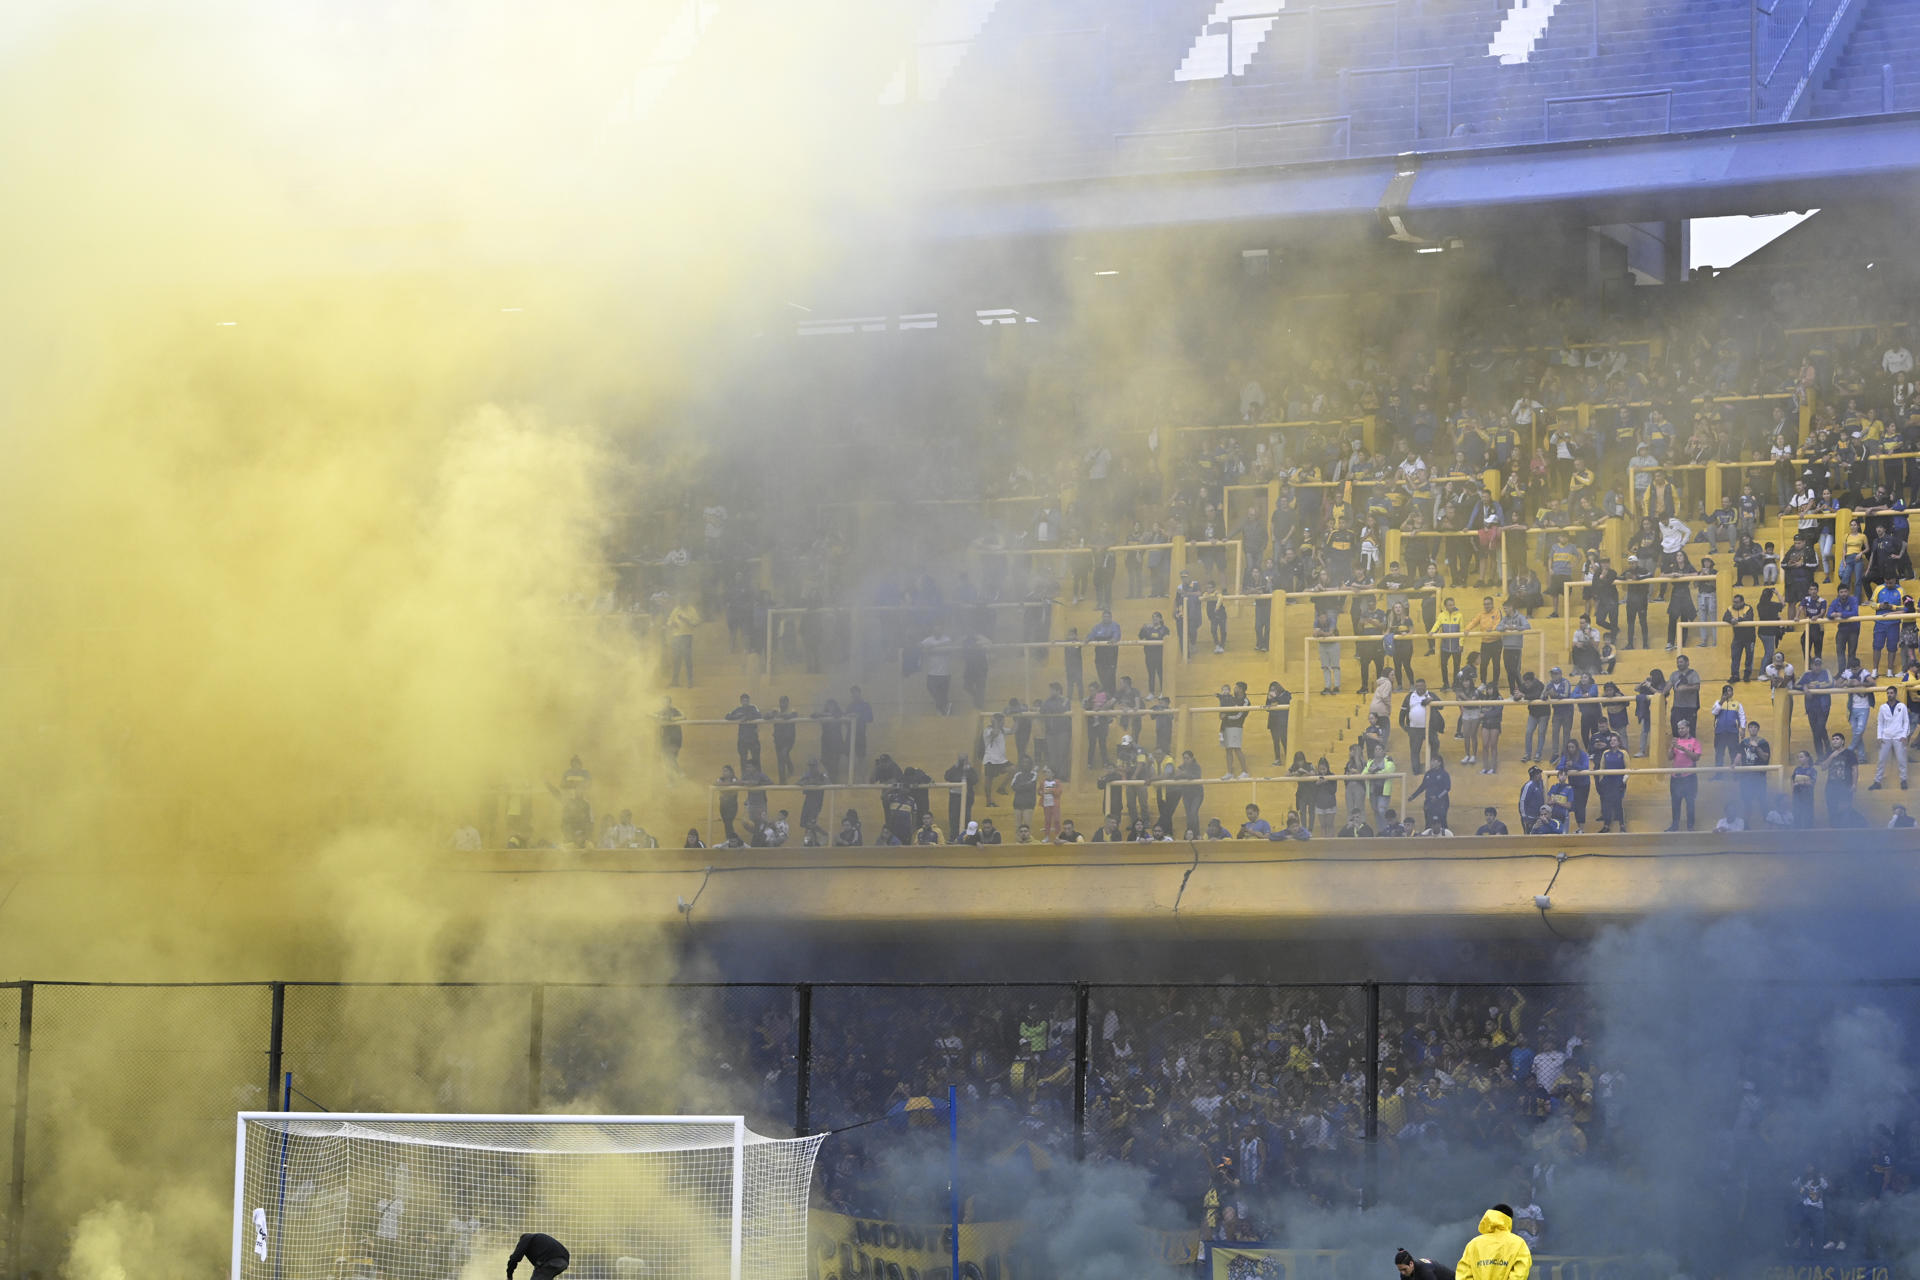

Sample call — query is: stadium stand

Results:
[472,258,1920,852]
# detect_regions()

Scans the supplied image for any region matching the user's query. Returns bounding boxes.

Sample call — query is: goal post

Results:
[231,1113,823,1280]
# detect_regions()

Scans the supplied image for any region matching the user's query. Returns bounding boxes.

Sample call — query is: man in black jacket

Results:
[1395,1247,1454,1280]
[508,1233,570,1279]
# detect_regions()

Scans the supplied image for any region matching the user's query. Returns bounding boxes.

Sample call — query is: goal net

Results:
[232,1114,824,1280]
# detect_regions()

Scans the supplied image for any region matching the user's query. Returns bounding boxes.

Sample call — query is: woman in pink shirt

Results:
[1666,719,1703,831]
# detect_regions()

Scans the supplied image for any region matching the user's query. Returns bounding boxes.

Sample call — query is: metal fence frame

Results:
[7,976,1917,1279]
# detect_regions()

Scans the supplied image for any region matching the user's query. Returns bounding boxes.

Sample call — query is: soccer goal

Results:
[232,1114,824,1280]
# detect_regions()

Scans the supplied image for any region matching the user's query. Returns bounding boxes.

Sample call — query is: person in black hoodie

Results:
[1394,1248,1454,1280]
[508,1233,570,1279]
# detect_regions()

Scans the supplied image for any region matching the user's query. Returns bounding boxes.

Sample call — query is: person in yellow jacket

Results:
[1430,598,1466,688]
[1456,1204,1531,1280]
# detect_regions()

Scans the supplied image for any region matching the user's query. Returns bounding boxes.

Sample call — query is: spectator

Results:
[1666,720,1702,832]
[1733,722,1771,825]
[1264,680,1292,766]
[1408,755,1452,834]
[657,697,685,775]
[726,694,763,773]
[1790,751,1819,829]
[1519,766,1546,832]
[769,695,799,783]
[1871,687,1911,791]
[667,597,699,686]
[1401,678,1440,774]
[981,714,1011,805]
[1476,807,1509,835]
[1237,804,1271,839]
[1009,759,1038,834]
[1825,733,1860,826]
[1708,684,1747,766]
[1668,654,1702,735]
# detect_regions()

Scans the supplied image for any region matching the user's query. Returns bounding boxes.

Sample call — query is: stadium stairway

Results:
[1815,0,1920,117]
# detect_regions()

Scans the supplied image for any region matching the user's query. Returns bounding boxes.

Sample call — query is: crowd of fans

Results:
[649,978,1920,1261]
[471,271,1920,847]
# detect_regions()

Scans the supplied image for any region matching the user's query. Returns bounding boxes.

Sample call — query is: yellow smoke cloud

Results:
[0,1,900,1271]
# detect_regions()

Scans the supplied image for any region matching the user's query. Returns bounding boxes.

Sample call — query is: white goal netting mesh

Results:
[235,1116,823,1280]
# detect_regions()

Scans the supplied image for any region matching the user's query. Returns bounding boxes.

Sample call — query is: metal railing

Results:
[1543,88,1673,141]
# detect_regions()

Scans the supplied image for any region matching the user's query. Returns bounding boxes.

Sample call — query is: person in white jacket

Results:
[1872,688,1911,790]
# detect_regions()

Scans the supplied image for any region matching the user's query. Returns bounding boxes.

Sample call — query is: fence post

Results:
[9,983,31,1280]
[1072,984,1091,1161]
[266,982,285,1107]
[794,985,813,1137]
[1363,981,1380,1208]
[526,986,545,1112]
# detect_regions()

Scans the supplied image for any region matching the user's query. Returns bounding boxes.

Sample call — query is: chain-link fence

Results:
[5,978,1920,1277]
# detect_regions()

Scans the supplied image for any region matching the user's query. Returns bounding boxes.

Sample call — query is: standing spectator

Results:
[1695,557,1718,650]
[1724,593,1757,681]
[1010,758,1038,834]
[1668,654,1702,736]
[1087,610,1123,692]
[1519,766,1546,832]
[1633,668,1667,757]
[944,754,978,839]
[1040,683,1073,781]
[667,597,699,686]
[961,633,991,711]
[1498,605,1530,694]
[1596,732,1629,832]
[1316,612,1343,695]
[1063,626,1085,700]
[1518,671,1549,763]
[1178,750,1205,837]
[922,630,954,714]
[1469,595,1503,686]
[1707,684,1746,765]
[1432,596,1465,688]
[1800,658,1834,756]
[1408,755,1452,834]
[715,765,740,842]
[1477,679,1505,775]
[847,686,874,779]
[1217,683,1252,779]
[981,714,1011,805]
[1366,744,1398,830]
[815,699,850,784]
[1587,557,1621,639]
[1138,613,1170,694]
[1832,586,1862,670]
[1871,687,1912,791]
[1846,667,1876,758]
[1825,733,1860,826]
[1206,583,1229,653]
[656,697,685,776]
[798,758,829,834]
[1544,666,1575,759]
[1622,556,1654,649]
[726,694,763,773]
[1401,678,1440,774]
[769,695,799,784]
[1039,766,1064,840]
[1084,683,1113,769]
[1264,680,1292,766]
[1666,720,1703,832]
[1315,756,1341,833]
[1733,721,1771,825]
[1555,736,1591,833]
[1791,750,1818,829]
